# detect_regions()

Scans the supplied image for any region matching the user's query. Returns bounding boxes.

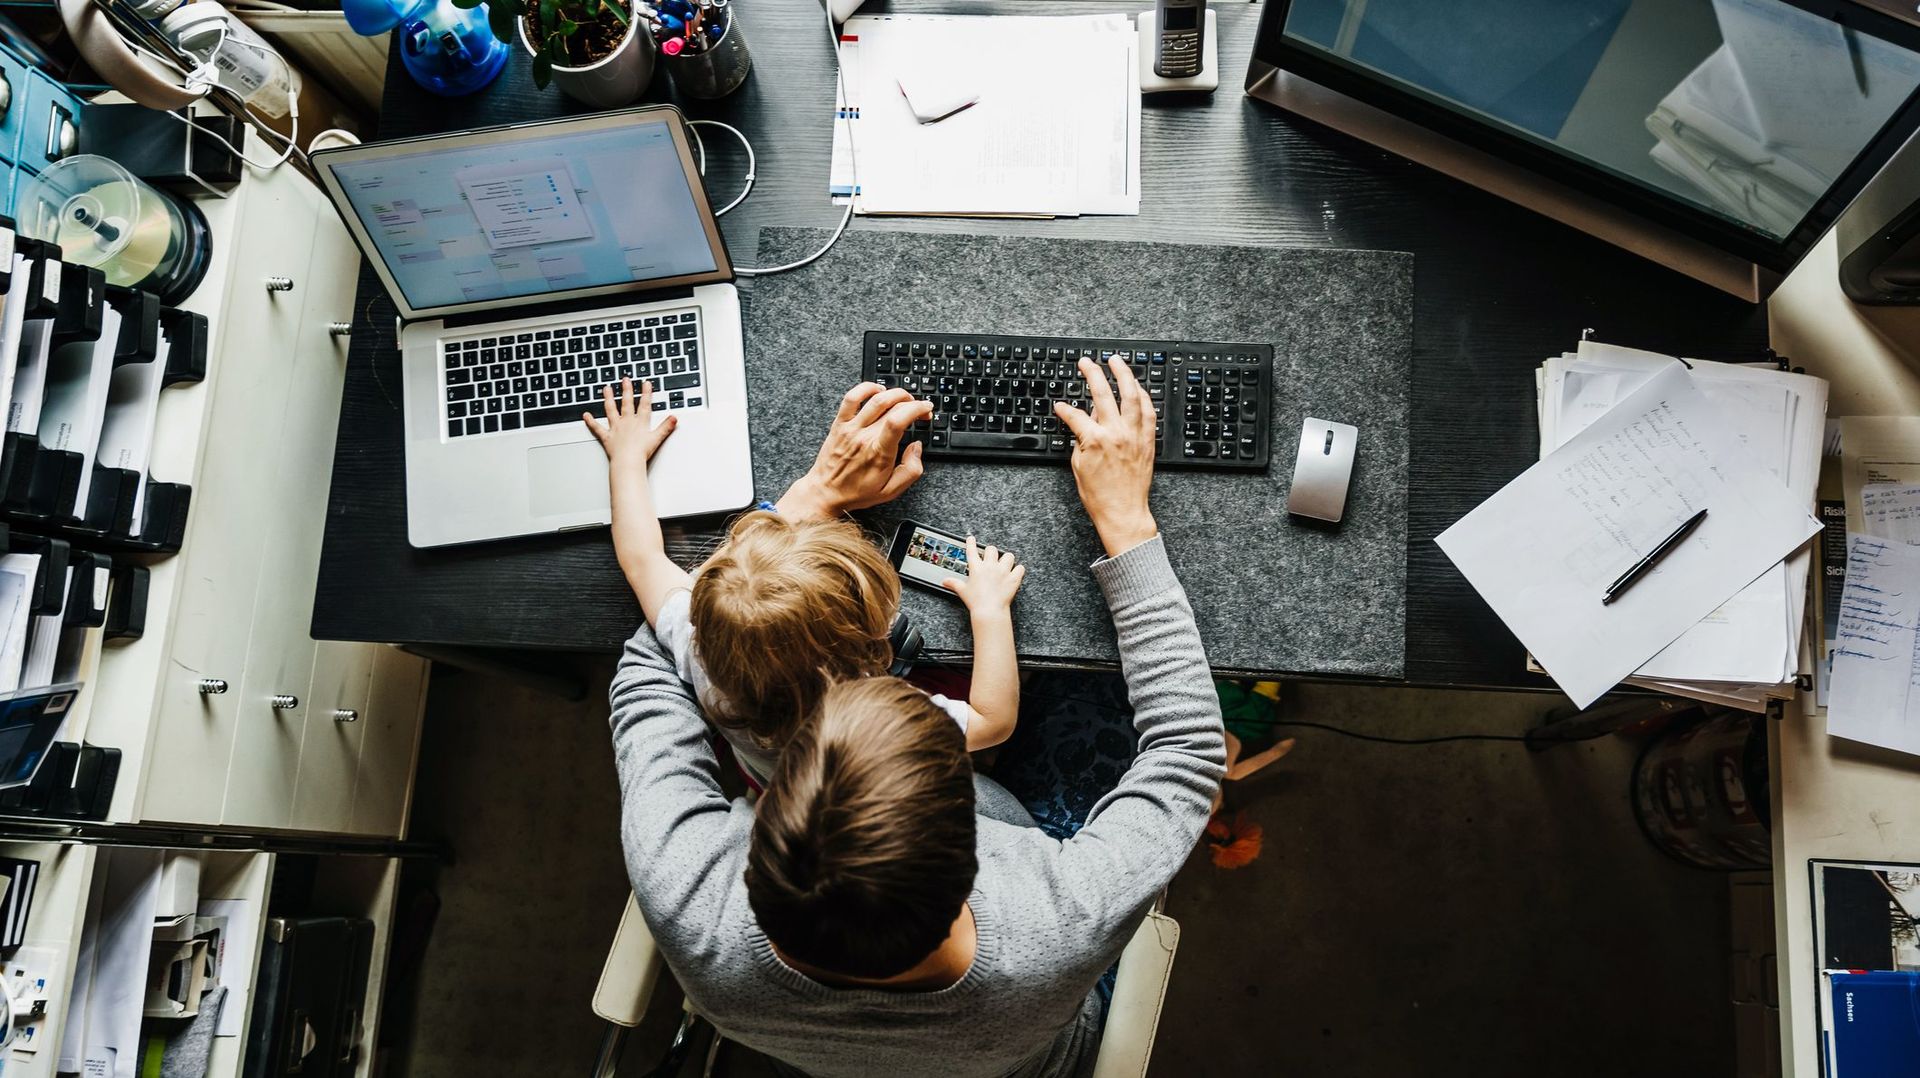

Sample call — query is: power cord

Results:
[704,0,857,277]
[116,16,303,171]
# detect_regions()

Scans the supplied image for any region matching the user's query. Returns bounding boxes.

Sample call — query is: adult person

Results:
[607,357,1226,1077]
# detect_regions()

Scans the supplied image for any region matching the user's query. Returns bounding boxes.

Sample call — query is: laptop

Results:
[312,106,753,548]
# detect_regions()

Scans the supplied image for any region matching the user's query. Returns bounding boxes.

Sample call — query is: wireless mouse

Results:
[1286,417,1358,523]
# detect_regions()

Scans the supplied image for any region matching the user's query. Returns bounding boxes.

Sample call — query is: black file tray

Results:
[62,549,109,628]
[103,562,148,640]
[7,533,68,616]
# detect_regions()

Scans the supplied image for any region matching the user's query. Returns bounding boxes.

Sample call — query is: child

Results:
[584,378,1026,783]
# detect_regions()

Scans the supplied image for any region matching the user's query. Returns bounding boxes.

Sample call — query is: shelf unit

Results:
[1,841,403,1078]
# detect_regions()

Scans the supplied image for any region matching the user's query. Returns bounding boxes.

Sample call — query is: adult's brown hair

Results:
[746,677,977,979]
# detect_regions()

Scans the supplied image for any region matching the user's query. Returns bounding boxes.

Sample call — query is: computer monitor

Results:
[1247,0,1920,300]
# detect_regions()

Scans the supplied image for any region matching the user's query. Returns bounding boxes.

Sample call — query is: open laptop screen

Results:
[315,109,730,321]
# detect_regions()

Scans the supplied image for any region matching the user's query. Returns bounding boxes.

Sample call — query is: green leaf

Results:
[601,0,629,27]
[532,53,552,88]
[544,31,570,65]
[556,17,580,35]
[450,0,483,10]
[538,0,557,31]
[487,1,518,44]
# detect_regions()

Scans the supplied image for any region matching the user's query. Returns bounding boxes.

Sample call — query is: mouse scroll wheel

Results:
[1323,430,1335,455]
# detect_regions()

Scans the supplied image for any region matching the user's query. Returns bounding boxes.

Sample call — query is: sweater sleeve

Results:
[1055,535,1226,932]
[608,619,746,936]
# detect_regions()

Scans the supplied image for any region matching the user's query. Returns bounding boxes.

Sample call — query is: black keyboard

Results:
[442,309,705,438]
[862,331,1273,470]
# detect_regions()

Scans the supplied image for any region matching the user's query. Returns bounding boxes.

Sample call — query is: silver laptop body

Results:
[313,106,753,548]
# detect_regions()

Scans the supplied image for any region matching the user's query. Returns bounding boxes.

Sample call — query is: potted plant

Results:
[463,0,653,107]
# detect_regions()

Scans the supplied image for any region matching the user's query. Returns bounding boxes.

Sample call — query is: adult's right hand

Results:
[1053,357,1160,558]
[775,383,933,520]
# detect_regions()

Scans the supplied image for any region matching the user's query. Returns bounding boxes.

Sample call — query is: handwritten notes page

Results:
[1830,536,1920,757]
[1860,484,1920,545]
[1438,364,1821,708]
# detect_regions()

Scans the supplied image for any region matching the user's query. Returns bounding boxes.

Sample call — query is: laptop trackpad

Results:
[527,442,610,518]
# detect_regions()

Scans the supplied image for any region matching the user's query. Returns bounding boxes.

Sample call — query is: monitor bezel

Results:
[311,104,733,323]
[1250,0,1920,276]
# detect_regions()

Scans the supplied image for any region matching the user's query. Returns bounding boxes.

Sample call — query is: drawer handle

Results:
[329,321,352,338]
[197,678,229,695]
[264,276,296,293]
[333,708,359,723]
[270,694,299,711]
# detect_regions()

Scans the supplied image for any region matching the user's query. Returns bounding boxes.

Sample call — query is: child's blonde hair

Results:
[690,511,899,751]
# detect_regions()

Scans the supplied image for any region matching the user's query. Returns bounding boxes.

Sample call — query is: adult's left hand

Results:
[776,382,932,519]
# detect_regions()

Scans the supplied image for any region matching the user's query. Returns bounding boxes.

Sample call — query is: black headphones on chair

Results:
[888,613,923,677]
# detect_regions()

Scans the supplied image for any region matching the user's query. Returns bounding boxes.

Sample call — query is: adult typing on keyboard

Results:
[606,356,1226,1078]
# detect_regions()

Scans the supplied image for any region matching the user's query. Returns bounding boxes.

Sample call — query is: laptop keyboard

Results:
[442,309,705,437]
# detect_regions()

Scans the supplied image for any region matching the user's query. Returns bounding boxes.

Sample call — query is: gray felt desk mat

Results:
[743,228,1411,677]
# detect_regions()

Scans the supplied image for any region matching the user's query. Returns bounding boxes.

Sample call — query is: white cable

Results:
[685,119,754,216]
[125,21,302,171]
[730,1,856,277]
[308,127,361,153]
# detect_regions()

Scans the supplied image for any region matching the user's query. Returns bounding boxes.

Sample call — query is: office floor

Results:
[380,663,1732,1078]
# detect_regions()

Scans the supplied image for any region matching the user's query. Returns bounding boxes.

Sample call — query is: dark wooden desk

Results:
[311,0,1769,689]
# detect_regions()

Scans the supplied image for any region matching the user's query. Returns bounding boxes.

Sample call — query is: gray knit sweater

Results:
[609,536,1226,1078]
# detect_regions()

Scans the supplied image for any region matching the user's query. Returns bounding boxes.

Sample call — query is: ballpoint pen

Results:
[1601,508,1708,606]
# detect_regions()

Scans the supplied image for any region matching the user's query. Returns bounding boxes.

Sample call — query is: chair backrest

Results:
[1090,909,1181,1078]
[592,894,1182,1077]
[594,894,663,1028]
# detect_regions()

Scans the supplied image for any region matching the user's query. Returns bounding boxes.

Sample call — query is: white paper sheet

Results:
[97,330,171,524]
[1829,535,1920,757]
[830,14,1139,216]
[1439,364,1822,708]
[8,319,54,436]
[0,554,39,695]
[81,849,162,1078]
[39,305,123,515]
[19,567,67,689]
[197,898,258,1037]
[1859,483,1920,545]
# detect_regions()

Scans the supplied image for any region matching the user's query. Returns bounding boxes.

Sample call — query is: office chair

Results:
[590,892,1181,1078]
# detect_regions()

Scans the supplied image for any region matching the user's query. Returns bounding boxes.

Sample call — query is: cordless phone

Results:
[1153,0,1205,79]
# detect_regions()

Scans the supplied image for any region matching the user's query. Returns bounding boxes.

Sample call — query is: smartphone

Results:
[888,519,985,597]
[1154,0,1205,79]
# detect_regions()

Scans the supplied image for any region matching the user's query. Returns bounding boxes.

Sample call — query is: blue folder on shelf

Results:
[1822,969,1920,1077]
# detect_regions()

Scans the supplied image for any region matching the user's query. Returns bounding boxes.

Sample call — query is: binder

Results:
[87,288,164,536]
[30,277,119,522]
[244,917,375,1078]
[0,239,58,510]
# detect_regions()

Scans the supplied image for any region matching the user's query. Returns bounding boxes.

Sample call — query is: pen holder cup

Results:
[661,3,750,99]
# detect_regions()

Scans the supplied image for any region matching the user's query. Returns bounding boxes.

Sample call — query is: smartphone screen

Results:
[898,524,972,589]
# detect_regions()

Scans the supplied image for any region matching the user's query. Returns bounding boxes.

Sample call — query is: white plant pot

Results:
[518,12,654,109]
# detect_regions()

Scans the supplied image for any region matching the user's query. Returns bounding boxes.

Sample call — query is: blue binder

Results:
[1822,969,1920,1077]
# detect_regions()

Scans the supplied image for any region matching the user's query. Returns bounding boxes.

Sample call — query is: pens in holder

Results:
[1600,508,1708,606]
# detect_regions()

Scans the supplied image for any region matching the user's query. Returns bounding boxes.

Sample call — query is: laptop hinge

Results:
[438,285,698,329]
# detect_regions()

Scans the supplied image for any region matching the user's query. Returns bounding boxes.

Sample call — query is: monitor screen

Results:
[1274,0,1920,247]
[326,117,721,313]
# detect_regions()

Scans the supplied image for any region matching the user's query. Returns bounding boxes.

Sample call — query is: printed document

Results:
[1439,364,1821,708]
[1830,535,1920,757]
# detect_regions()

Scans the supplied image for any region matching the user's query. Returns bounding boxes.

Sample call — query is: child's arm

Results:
[584,378,694,625]
[942,537,1026,751]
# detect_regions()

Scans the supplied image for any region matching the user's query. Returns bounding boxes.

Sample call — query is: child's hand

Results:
[942,536,1025,614]
[583,378,676,467]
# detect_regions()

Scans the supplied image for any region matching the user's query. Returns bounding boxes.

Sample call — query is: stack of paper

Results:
[1438,341,1826,711]
[828,13,1141,217]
